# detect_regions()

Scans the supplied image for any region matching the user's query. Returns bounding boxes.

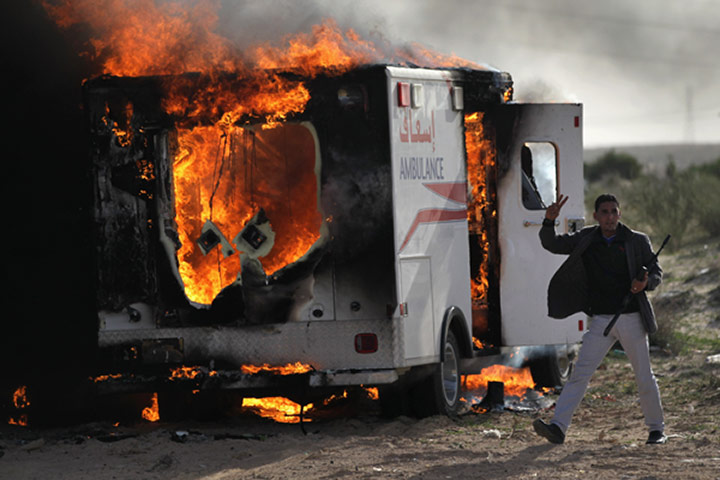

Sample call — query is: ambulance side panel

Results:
[386,67,473,366]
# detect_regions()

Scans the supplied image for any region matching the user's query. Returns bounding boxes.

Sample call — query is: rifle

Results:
[603,234,671,337]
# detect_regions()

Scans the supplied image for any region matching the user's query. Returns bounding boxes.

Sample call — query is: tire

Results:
[529,345,573,389]
[411,330,462,417]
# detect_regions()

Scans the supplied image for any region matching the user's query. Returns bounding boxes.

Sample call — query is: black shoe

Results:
[533,419,565,444]
[646,430,667,444]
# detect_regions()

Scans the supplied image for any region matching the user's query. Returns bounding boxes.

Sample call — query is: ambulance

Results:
[85,64,586,416]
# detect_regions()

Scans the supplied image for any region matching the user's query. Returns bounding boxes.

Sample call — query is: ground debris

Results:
[706,354,720,364]
[19,438,45,451]
[148,453,173,472]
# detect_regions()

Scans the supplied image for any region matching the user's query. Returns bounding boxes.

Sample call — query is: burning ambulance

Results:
[86,63,586,416]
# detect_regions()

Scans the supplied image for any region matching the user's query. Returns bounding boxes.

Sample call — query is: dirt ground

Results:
[1,240,718,480]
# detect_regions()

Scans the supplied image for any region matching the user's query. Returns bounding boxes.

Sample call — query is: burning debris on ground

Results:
[7,387,30,428]
[85,359,552,426]
[4,358,551,428]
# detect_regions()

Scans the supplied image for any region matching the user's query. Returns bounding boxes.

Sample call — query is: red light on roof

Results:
[574,116,580,128]
[397,82,410,107]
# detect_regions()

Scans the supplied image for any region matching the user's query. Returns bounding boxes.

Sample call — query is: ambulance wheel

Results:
[529,345,572,389]
[412,330,462,417]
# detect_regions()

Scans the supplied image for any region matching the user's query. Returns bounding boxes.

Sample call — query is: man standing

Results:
[533,193,666,445]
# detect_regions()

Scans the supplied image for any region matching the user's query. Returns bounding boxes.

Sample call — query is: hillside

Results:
[585,143,720,174]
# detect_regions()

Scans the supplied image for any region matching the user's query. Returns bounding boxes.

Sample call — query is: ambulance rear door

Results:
[495,103,586,346]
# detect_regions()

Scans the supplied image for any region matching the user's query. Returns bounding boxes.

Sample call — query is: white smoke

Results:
[212,0,720,147]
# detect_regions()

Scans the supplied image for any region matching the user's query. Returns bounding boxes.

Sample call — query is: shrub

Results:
[688,157,720,178]
[585,150,643,182]
[686,171,720,237]
[620,160,720,248]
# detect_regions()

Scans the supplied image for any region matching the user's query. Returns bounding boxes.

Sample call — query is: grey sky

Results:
[217,0,720,148]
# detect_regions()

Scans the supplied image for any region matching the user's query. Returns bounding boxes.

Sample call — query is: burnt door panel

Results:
[495,103,586,346]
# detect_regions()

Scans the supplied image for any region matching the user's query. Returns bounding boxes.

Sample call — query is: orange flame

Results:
[242,387,379,423]
[42,1,486,78]
[93,373,124,383]
[172,122,322,304]
[8,415,28,427]
[12,386,30,409]
[464,365,536,398]
[240,362,313,375]
[142,392,160,422]
[242,396,312,424]
[102,101,134,147]
[8,386,30,427]
[170,366,203,380]
[42,0,238,77]
[364,387,379,400]
[465,112,496,329]
[43,1,495,306]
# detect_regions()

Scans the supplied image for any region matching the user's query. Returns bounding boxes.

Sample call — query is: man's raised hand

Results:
[545,194,568,221]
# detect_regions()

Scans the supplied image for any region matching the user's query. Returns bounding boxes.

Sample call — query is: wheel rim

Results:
[442,342,459,405]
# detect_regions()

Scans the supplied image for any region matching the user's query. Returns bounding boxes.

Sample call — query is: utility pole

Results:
[684,85,695,143]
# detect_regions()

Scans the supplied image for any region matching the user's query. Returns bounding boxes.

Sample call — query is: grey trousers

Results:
[551,312,665,434]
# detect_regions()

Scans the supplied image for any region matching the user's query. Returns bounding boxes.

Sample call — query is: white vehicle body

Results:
[87,65,586,414]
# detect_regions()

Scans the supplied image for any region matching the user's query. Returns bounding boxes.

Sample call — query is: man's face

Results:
[593,201,621,236]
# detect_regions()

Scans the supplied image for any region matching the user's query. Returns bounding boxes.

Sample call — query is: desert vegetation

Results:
[584,150,720,354]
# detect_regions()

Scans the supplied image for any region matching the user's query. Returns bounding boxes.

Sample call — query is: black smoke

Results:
[0,1,98,422]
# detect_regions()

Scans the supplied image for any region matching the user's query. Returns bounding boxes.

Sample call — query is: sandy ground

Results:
[2,240,718,480]
[1,349,718,480]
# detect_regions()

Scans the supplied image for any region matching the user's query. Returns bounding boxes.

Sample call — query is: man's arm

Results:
[538,194,578,254]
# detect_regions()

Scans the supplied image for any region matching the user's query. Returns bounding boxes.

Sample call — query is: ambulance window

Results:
[521,142,557,210]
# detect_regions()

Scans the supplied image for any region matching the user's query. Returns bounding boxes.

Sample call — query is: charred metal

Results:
[85,65,511,334]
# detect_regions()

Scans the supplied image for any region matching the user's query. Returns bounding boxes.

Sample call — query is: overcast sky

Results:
[217,0,720,148]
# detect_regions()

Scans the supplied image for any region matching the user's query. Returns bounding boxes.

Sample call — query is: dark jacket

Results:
[539,222,662,334]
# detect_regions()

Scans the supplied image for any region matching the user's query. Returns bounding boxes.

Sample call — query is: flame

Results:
[240,362,313,375]
[93,373,124,382]
[464,365,536,398]
[42,1,486,79]
[12,386,30,409]
[242,387,379,423]
[102,101,134,147]
[172,123,322,304]
[322,389,349,406]
[142,392,160,422]
[364,387,379,400]
[8,415,28,427]
[170,366,203,380]
[503,86,514,103]
[465,112,496,321]
[242,396,312,424]
[8,386,30,427]
[43,1,499,306]
[42,0,238,77]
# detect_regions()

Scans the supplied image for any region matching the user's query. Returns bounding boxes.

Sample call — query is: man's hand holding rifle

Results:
[604,235,671,337]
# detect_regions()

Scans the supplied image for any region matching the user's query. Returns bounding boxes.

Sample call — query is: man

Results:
[532,193,666,445]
